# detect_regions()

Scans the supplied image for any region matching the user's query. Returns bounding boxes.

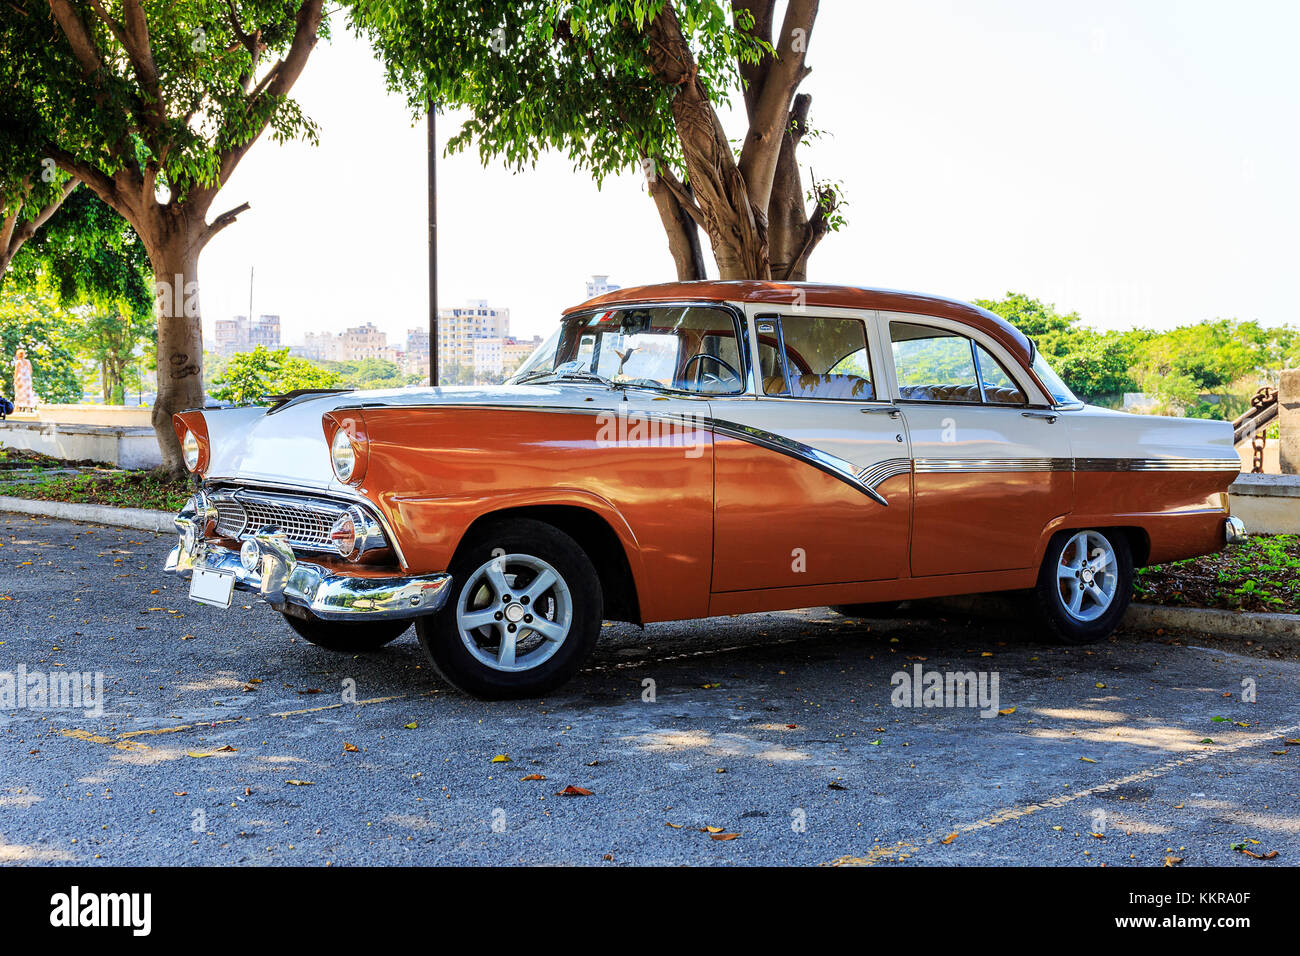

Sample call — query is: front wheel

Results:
[1031,528,1133,644]
[282,612,411,652]
[416,519,603,699]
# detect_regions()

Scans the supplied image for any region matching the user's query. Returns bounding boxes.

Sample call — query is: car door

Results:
[709,306,912,592]
[882,313,1072,577]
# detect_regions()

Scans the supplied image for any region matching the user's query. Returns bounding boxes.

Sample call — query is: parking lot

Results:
[1,514,1297,866]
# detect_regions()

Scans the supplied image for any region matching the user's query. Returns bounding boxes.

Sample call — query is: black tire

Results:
[1031,528,1133,644]
[282,612,410,652]
[416,518,603,700]
[831,601,906,618]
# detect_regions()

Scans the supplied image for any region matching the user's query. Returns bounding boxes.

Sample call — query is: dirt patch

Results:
[1134,535,1300,614]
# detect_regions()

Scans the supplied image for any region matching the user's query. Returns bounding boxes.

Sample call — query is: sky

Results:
[197,0,1300,347]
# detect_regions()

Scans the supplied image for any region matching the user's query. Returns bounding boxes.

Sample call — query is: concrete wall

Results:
[1229,474,1300,535]
[3,404,153,427]
[1282,369,1299,475]
[0,420,161,469]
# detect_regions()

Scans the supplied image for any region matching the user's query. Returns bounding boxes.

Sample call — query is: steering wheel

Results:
[681,353,743,391]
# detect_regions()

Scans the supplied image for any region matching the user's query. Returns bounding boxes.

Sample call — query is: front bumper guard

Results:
[164,520,452,622]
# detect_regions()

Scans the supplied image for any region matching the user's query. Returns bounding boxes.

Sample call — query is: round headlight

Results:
[330,428,356,482]
[182,429,200,472]
[239,539,261,572]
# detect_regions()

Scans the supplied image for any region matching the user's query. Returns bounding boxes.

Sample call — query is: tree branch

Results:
[203,200,251,243]
[47,0,109,81]
[736,0,817,218]
[199,0,324,201]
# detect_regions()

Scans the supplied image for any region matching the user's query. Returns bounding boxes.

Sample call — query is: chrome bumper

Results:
[164,521,452,622]
[1225,515,1247,545]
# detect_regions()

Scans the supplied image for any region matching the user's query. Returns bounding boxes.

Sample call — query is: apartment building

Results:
[213,314,281,355]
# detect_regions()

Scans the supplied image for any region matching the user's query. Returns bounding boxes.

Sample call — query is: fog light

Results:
[329,512,357,558]
[240,539,261,571]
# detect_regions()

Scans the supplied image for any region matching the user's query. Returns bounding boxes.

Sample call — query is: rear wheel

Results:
[416,519,603,700]
[282,612,410,652]
[1031,528,1133,644]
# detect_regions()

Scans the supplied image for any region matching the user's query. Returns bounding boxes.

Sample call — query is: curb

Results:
[1123,602,1300,642]
[0,495,174,533]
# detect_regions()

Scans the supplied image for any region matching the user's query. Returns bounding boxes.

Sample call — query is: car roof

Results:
[565,280,1035,368]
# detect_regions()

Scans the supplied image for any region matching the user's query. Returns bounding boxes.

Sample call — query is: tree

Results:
[211,346,341,406]
[349,0,842,281]
[325,357,419,390]
[9,189,156,405]
[0,287,83,404]
[0,0,327,470]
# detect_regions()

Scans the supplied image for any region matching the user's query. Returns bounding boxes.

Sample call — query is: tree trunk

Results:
[646,5,770,281]
[768,94,812,281]
[142,219,207,473]
[648,174,707,280]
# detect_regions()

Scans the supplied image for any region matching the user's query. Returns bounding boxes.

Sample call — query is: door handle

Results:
[861,405,901,419]
[1021,410,1059,423]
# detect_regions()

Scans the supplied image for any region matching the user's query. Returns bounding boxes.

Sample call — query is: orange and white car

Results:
[165,281,1245,698]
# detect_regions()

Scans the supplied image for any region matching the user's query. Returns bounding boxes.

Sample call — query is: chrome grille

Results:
[211,489,349,552]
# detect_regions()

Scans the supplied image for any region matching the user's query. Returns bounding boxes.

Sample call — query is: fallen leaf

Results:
[214,745,237,753]
[285,779,314,786]
[172,791,187,797]
[701,825,725,833]
[710,832,740,841]
[1164,856,1183,867]
[186,751,212,758]
[1079,757,1097,763]
[519,774,546,781]
[998,707,1016,716]
[941,832,958,845]
[665,822,683,829]
[403,722,418,730]
[1095,682,1106,689]
[491,754,511,763]
[828,782,848,791]
[343,742,359,753]
[556,786,592,796]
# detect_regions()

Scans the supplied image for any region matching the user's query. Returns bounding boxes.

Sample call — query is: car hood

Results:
[200,383,619,489]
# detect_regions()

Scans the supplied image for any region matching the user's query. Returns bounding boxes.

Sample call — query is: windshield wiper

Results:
[515,368,622,389]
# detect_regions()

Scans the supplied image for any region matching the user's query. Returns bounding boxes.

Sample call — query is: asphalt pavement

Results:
[1,514,1297,866]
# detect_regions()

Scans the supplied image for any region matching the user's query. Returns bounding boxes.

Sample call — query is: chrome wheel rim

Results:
[1056,531,1118,622]
[455,553,572,673]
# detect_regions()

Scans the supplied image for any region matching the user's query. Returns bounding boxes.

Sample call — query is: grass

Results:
[1135,534,1300,614]
[0,467,193,512]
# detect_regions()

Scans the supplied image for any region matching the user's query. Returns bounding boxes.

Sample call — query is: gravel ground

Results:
[1,514,1297,867]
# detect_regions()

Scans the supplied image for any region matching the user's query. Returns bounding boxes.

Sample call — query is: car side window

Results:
[974,344,1027,405]
[890,322,982,403]
[763,315,875,401]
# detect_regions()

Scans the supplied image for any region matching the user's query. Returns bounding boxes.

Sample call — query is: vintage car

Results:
[165,281,1246,698]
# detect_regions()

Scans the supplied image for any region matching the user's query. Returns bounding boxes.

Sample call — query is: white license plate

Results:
[189,566,236,609]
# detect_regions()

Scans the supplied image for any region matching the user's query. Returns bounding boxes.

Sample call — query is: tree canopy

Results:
[0,0,328,469]
[349,0,840,280]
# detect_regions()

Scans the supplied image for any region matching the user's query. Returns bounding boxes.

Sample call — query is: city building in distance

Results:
[297,322,402,365]
[213,314,281,356]
[586,274,621,298]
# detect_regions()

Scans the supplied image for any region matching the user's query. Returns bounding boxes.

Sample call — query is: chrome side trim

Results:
[915,457,1240,474]
[915,457,1073,474]
[855,457,912,490]
[709,418,890,506]
[1073,457,1242,473]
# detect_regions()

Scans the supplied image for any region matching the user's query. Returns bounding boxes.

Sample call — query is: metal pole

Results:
[427,103,438,386]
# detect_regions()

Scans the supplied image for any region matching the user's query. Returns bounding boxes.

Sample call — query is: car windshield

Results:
[509,305,747,395]
[1031,350,1080,405]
